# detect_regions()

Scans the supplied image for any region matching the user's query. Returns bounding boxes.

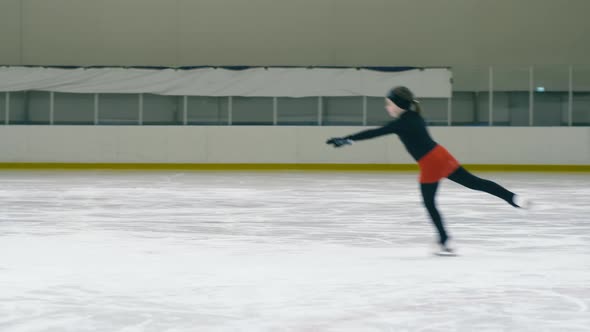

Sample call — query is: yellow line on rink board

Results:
[0,163,589,172]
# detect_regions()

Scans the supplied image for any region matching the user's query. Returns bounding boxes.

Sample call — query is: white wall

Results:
[0,126,588,165]
[1,0,589,67]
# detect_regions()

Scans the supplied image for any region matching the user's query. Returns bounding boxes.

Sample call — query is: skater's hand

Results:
[326,137,353,148]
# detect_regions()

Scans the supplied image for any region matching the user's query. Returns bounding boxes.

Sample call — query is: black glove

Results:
[326,137,353,148]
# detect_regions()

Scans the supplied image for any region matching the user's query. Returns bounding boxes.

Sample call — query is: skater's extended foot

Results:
[513,194,533,210]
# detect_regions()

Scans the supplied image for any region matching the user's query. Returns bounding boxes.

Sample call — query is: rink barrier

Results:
[0,163,589,172]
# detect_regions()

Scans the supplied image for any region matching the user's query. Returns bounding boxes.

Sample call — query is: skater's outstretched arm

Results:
[326,121,401,147]
[346,120,400,141]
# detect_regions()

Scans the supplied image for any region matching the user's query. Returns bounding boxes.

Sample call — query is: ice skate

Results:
[434,240,457,257]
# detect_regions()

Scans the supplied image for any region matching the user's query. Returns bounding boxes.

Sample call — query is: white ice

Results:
[0,170,589,332]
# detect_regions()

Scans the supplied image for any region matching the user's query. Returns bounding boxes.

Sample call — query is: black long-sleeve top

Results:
[345,110,437,161]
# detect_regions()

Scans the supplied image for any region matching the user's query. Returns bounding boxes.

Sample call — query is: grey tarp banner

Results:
[0,67,451,98]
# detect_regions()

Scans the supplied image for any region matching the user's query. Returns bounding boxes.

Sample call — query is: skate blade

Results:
[434,250,457,257]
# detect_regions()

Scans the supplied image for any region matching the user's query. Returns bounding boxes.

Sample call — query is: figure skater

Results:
[326,86,530,255]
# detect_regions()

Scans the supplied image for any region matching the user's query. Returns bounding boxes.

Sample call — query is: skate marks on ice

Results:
[0,171,589,331]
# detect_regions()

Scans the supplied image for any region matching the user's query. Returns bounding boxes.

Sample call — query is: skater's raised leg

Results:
[447,167,522,207]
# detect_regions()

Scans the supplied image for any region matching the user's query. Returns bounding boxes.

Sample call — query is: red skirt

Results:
[418,145,460,184]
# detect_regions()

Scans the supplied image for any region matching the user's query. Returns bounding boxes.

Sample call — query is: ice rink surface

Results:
[0,170,589,332]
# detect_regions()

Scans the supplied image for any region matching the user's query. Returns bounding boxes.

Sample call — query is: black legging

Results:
[421,166,518,245]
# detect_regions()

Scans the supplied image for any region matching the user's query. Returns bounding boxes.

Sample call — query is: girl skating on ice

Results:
[326,86,530,255]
